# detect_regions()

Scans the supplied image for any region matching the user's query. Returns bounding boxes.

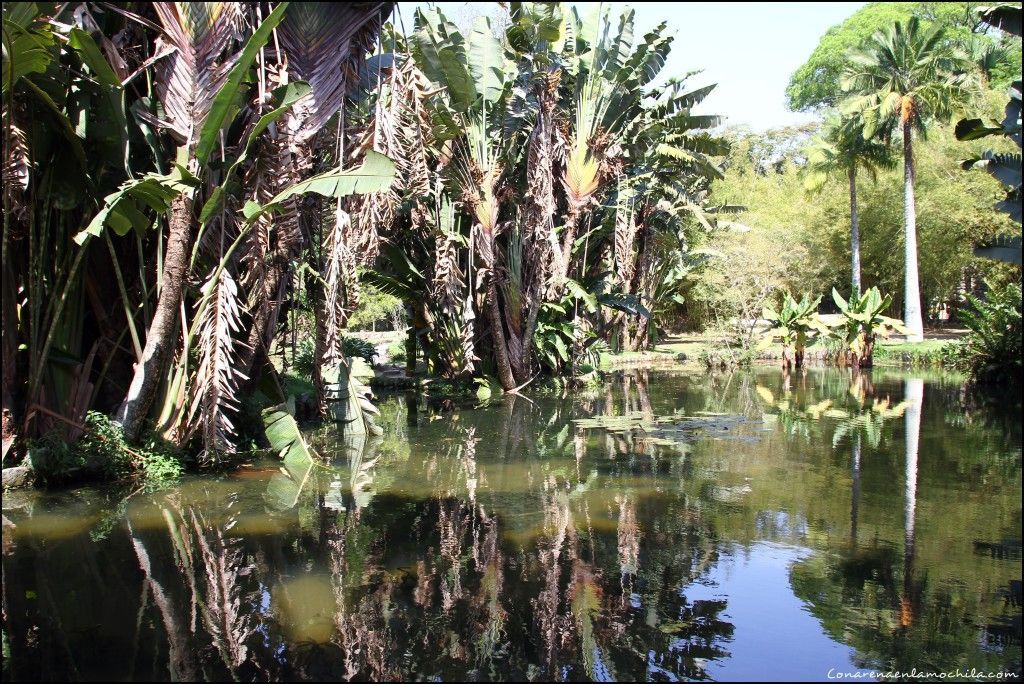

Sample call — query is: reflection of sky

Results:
[683,542,869,682]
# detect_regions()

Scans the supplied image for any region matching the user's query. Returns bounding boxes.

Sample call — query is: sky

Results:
[394,2,866,131]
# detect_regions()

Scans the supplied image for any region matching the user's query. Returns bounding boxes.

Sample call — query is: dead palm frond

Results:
[277,1,393,142]
[188,268,246,458]
[152,2,246,149]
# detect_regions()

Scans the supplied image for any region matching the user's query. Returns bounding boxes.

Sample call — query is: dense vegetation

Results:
[1,1,1021,483]
[692,1,1021,368]
[1,2,734,476]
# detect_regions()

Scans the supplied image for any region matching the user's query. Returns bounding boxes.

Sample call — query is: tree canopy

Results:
[786,2,1020,111]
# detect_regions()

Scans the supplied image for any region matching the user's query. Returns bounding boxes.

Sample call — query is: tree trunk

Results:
[848,166,862,298]
[902,122,924,341]
[486,280,517,391]
[117,194,194,441]
[2,261,17,460]
[404,313,417,378]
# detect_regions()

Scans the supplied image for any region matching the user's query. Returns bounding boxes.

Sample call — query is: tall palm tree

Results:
[117,2,253,440]
[841,17,967,340]
[805,115,894,297]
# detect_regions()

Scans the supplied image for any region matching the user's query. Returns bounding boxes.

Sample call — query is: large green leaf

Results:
[74,165,199,245]
[961,151,1022,188]
[258,150,396,217]
[68,28,128,171]
[194,1,290,164]
[413,7,476,112]
[565,279,598,313]
[979,4,1022,37]
[1,4,54,93]
[954,117,1005,141]
[598,292,650,318]
[262,402,316,509]
[199,80,311,223]
[468,16,505,103]
[974,235,1022,265]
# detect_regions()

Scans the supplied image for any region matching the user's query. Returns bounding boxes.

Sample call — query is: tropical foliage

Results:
[364,4,729,389]
[832,287,910,368]
[956,4,1022,265]
[804,114,895,295]
[840,16,970,340]
[2,1,395,468]
[1,1,732,476]
[760,292,830,369]
[959,279,1023,382]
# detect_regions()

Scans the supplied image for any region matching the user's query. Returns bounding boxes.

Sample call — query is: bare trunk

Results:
[2,261,17,459]
[849,166,861,298]
[626,317,646,352]
[902,122,924,341]
[117,194,193,441]
[510,299,541,385]
[486,281,517,391]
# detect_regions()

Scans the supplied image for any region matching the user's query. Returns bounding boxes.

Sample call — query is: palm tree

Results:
[841,17,967,341]
[116,2,259,440]
[805,115,894,297]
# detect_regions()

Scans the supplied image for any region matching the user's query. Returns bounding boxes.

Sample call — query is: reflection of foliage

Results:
[755,376,908,447]
[5,368,1020,681]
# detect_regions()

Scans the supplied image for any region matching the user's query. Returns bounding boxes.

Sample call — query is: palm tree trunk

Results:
[486,281,517,391]
[2,261,17,457]
[848,166,862,298]
[117,194,194,441]
[902,122,924,341]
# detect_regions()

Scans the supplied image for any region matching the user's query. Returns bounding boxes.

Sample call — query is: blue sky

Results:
[394,2,865,130]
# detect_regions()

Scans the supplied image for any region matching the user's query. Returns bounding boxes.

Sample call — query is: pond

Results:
[2,368,1021,681]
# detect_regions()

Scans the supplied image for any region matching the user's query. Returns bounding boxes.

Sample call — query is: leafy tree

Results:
[786,2,1017,112]
[841,17,969,340]
[804,114,895,296]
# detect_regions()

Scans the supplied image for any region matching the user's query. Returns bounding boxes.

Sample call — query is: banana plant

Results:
[760,293,830,370]
[831,287,909,369]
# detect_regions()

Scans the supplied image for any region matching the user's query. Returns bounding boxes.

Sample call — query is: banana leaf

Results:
[262,403,316,510]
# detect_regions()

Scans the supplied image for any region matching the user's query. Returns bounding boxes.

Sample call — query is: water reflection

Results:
[2,369,1020,681]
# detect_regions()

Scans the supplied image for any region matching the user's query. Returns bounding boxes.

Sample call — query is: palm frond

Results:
[152,1,245,145]
[278,2,393,141]
[188,268,247,460]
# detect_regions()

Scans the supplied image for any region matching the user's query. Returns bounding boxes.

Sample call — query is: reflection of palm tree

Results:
[851,432,862,545]
[900,378,923,628]
[127,519,200,682]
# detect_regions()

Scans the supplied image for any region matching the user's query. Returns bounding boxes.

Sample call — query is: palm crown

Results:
[840,16,967,139]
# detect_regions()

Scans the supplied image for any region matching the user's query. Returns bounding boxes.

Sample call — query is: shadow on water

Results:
[2,368,1021,681]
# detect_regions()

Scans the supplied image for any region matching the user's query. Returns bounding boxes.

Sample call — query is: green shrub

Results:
[387,338,407,364]
[960,280,1022,382]
[29,412,184,484]
[292,336,377,377]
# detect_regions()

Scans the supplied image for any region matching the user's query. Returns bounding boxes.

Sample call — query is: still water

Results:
[2,368,1021,681]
